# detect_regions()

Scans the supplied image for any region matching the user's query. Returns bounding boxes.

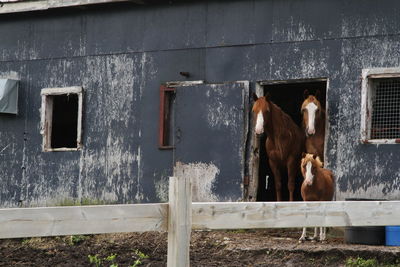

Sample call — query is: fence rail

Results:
[0,176,399,266]
[0,203,167,239]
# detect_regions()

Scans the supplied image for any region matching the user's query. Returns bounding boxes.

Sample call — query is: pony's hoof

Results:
[298,238,306,243]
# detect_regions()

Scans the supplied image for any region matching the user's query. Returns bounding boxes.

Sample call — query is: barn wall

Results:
[0,0,399,207]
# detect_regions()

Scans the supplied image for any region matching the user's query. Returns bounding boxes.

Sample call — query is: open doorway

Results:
[256,80,327,201]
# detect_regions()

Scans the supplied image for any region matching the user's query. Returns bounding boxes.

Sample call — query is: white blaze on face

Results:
[305,161,314,186]
[255,111,264,134]
[305,102,318,135]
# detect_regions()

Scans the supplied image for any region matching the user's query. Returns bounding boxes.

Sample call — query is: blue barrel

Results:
[386,226,400,246]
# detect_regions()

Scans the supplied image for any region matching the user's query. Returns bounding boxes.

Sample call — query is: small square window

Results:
[361,68,400,144]
[40,86,83,151]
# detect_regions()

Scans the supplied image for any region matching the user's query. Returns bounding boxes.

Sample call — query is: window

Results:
[361,68,400,144]
[159,85,175,149]
[40,86,83,151]
[0,79,18,114]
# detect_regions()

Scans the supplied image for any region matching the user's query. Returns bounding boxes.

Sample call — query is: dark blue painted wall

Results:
[0,0,400,207]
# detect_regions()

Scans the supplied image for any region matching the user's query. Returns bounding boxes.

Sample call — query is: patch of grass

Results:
[68,235,87,245]
[345,257,378,267]
[88,253,118,267]
[129,250,149,267]
[88,254,102,267]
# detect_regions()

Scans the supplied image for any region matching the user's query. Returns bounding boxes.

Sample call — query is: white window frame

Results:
[40,86,83,152]
[361,68,400,144]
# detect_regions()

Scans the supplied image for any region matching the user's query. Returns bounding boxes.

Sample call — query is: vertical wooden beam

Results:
[167,176,191,267]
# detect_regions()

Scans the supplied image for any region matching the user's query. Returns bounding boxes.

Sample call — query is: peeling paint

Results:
[1,1,400,207]
[154,174,169,202]
[205,85,240,130]
[174,162,220,202]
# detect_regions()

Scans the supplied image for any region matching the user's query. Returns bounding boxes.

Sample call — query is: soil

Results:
[0,228,399,267]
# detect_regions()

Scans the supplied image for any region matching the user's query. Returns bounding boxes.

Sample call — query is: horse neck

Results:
[314,109,326,135]
[264,102,287,138]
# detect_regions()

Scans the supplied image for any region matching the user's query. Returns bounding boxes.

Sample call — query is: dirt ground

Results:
[0,228,399,267]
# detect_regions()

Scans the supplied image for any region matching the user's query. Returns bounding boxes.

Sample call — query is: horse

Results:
[252,93,305,201]
[299,153,334,243]
[301,90,326,162]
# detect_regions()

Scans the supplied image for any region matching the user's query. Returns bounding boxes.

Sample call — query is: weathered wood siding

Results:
[0,1,399,206]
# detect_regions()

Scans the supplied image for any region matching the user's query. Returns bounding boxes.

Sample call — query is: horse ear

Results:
[303,89,309,99]
[313,154,317,160]
[302,152,306,158]
[315,90,321,99]
[265,92,271,100]
[252,92,258,102]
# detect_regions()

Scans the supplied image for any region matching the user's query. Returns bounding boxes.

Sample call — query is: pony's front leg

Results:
[320,227,327,242]
[299,227,307,243]
[310,227,318,242]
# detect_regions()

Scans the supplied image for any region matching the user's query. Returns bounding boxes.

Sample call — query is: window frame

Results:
[361,68,400,144]
[158,85,175,150]
[40,86,83,152]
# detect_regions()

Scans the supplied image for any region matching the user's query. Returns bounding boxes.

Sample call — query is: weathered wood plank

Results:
[167,176,191,267]
[0,0,131,14]
[0,203,168,239]
[192,201,400,230]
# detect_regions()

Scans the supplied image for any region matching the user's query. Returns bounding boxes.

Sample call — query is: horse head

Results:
[252,93,271,135]
[301,90,322,136]
[301,153,323,186]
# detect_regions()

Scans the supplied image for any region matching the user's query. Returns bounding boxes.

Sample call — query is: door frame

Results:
[168,80,250,201]
[247,78,329,202]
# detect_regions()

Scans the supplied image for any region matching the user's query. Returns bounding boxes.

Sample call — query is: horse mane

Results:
[269,99,298,137]
[267,99,301,156]
[301,153,323,168]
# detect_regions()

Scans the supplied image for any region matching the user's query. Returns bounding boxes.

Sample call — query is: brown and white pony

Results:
[252,93,305,201]
[301,90,325,162]
[299,153,334,242]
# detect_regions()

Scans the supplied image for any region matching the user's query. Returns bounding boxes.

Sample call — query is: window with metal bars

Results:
[361,68,400,144]
[370,78,400,140]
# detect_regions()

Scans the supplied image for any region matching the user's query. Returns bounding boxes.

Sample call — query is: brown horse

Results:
[252,93,305,201]
[299,153,334,242]
[301,90,325,162]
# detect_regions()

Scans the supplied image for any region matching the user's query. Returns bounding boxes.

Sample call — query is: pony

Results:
[299,153,334,242]
[301,90,326,162]
[252,93,305,201]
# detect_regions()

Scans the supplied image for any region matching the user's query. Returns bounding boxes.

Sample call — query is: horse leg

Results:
[320,227,327,242]
[269,160,282,201]
[299,227,307,243]
[310,227,318,242]
[287,159,298,201]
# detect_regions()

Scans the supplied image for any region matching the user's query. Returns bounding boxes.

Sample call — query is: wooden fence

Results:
[1,176,399,266]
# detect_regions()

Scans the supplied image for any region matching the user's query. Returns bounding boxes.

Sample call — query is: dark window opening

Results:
[51,94,79,149]
[257,81,327,201]
[159,85,175,149]
[370,78,400,140]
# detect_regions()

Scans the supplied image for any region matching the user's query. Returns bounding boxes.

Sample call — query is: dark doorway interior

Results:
[51,94,79,149]
[257,81,327,201]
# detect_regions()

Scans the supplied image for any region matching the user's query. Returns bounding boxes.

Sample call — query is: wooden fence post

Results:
[167,176,192,267]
